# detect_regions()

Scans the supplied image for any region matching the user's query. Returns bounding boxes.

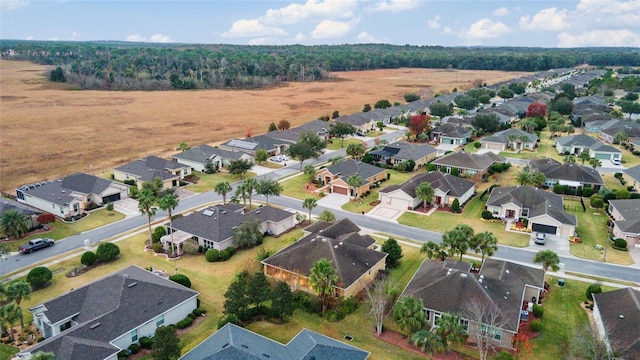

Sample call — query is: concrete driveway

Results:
[113,198,140,217]
[317,193,350,211]
[368,204,402,222]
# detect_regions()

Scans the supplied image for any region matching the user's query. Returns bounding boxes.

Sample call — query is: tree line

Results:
[1,40,639,91]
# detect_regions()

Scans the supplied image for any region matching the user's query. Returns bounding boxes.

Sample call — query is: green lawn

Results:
[341,169,419,214]
[326,138,362,150]
[366,130,385,137]
[397,196,530,247]
[564,199,632,265]
[185,170,255,193]
[6,209,125,252]
[280,173,322,201]
[0,344,19,359]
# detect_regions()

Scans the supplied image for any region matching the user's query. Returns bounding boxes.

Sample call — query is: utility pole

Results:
[604,222,612,261]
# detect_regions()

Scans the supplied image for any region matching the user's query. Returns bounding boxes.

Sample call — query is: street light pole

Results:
[604,221,612,261]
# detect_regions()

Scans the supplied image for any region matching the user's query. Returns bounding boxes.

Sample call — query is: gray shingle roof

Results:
[22,173,119,206]
[486,186,576,225]
[593,288,640,359]
[600,121,640,138]
[625,164,640,183]
[481,128,538,144]
[263,218,386,290]
[537,163,604,186]
[0,198,40,215]
[402,258,544,333]
[171,145,246,163]
[179,323,369,360]
[22,266,198,360]
[432,123,470,139]
[115,156,184,182]
[325,159,386,182]
[555,134,621,154]
[432,152,505,172]
[369,142,436,162]
[379,171,475,198]
[609,199,640,221]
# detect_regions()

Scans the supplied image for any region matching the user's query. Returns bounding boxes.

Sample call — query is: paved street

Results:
[3,128,640,286]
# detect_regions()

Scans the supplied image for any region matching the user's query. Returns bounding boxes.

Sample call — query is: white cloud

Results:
[311,19,354,39]
[519,7,568,31]
[47,36,59,41]
[558,29,640,47]
[574,0,640,27]
[1,0,29,11]
[294,33,306,42]
[356,31,388,43]
[248,37,268,45]
[492,7,510,17]
[70,32,79,41]
[126,34,146,42]
[124,33,173,43]
[262,0,357,25]
[443,27,453,34]
[367,0,420,13]
[149,34,172,43]
[427,15,441,29]
[461,18,510,40]
[221,19,288,38]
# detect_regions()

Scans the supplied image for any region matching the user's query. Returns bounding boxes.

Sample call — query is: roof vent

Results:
[241,344,248,349]
[203,209,214,216]
[334,245,339,249]
[506,269,510,274]
[460,273,467,278]
[339,242,343,246]
[222,343,229,348]
[619,314,625,319]
[321,238,327,242]
[128,282,137,288]
[479,278,483,283]
[221,211,227,214]
[262,354,271,358]
[90,322,101,329]
[504,296,508,300]
[353,262,356,266]
[256,210,261,214]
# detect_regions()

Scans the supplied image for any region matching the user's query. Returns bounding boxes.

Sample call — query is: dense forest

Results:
[1,40,639,91]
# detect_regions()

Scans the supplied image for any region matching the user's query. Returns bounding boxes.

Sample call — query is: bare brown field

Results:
[0,60,531,192]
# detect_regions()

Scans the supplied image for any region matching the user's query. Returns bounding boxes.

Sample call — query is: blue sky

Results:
[1,0,639,47]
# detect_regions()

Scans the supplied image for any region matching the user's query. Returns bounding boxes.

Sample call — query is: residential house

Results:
[369,141,437,168]
[480,128,538,152]
[593,288,640,359]
[162,203,297,254]
[431,123,473,146]
[0,198,41,233]
[333,113,378,133]
[315,159,387,197]
[180,323,369,360]
[625,164,640,186]
[16,173,129,218]
[262,218,387,298]
[530,160,604,192]
[554,134,622,162]
[378,171,476,211]
[441,115,475,128]
[401,258,546,350]
[608,199,640,247]
[170,144,253,173]
[220,134,292,157]
[431,151,506,178]
[486,185,577,237]
[114,155,191,189]
[599,121,640,144]
[477,107,519,124]
[17,265,198,360]
[266,119,330,143]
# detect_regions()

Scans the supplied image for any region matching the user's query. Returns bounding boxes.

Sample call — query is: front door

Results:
[435,196,442,204]
[506,209,516,218]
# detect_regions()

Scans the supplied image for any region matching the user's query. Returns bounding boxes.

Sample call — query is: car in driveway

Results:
[611,158,621,166]
[534,232,546,245]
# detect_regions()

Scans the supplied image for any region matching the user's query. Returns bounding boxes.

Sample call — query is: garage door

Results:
[102,193,121,203]
[333,186,348,195]
[390,197,410,210]
[594,153,610,160]
[483,142,503,150]
[532,223,557,235]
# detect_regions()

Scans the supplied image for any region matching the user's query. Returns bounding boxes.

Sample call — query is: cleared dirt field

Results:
[0,59,531,192]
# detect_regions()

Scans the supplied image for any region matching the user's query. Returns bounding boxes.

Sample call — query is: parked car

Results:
[611,158,621,165]
[534,232,546,245]
[19,238,54,254]
[269,156,282,163]
[356,130,366,136]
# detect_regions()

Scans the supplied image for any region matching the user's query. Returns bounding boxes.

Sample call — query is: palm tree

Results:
[533,249,560,272]
[519,135,530,149]
[589,158,602,169]
[0,209,31,240]
[515,168,538,186]
[506,134,517,149]
[433,313,468,353]
[470,231,498,264]
[442,224,473,261]
[158,193,179,256]
[234,182,249,207]
[137,186,158,250]
[6,280,31,328]
[30,352,56,360]
[242,178,258,209]
[1,303,21,341]
[346,174,364,201]
[392,296,426,342]
[256,178,282,205]
[308,259,338,314]
[302,197,318,225]
[531,172,546,188]
[412,329,445,354]
[566,125,575,135]
[214,181,232,204]
[415,182,435,210]
[578,151,591,165]
[564,155,576,164]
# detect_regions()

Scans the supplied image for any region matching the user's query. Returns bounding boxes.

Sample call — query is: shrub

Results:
[532,304,544,318]
[529,320,543,333]
[152,242,164,253]
[220,249,231,261]
[427,163,436,172]
[169,274,192,288]
[451,198,460,213]
[106,202,114,211]
[494,351,516,360]
[152,226,166,243]
[176,317,193,329]
[217,314,238,329]
[27,267,53,289]
[582,186,594,197]
[256,248,273,261]
[338,297,358,315]
[614,172,623,179]
[96,242,120,262]
[117,350,128,359]
[193,308,205,317]
[473,141,481,149]
[553,184,564,194]
[187,313,196,320]
[590,197,604,210]
[139,336,153,349]
[81,251,97,266]
[481,210,494,220]
[205,249,220,262]
[36,213,56,224]
[613,238,628,249]
[226,246,236,256]
[293,291,311,310]
[586,283,603,300]
[128,343,140,354]
[450,167,459,177]
[124,179,136,186]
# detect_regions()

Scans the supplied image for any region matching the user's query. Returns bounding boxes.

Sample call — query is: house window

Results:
[131,329,138,342]
[481,325,502,341]
[156,315,164,327]
[433,312,442,327]
[459,318,469,333]
[521,209,529,217]
[425,310,431,322]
